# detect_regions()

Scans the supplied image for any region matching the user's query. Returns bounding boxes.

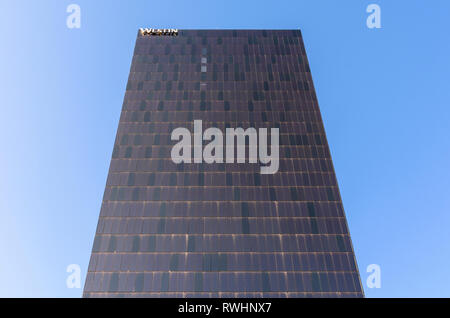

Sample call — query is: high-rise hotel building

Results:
[83,29,363,297]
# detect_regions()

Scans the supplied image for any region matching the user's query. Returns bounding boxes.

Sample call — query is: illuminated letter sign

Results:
[139,28,179,36]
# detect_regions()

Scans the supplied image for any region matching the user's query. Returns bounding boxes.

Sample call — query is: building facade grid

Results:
[83,29,363,297]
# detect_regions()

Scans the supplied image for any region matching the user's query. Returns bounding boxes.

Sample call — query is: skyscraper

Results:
[83,29,363,297]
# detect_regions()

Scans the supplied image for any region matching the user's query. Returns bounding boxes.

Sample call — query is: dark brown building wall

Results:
[83,29,363,297]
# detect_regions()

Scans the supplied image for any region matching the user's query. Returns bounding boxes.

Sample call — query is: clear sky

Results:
[1,0,449,298]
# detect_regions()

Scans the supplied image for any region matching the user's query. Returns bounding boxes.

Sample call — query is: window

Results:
[127,173,135,186]
[145,147,152,158]
[135,273,144,292]
[120,134,128,145]
[133,135,141,145]
[169,173,176,186]
[169,254,179,271]
[131,236,140,252]
[226,173,232,186]
[125,147,132,158]
[147,174,155,186]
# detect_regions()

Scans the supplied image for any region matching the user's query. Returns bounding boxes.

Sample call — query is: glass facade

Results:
[83,29,363,297]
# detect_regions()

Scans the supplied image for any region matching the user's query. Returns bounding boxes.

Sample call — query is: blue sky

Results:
[1,0,449,297]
